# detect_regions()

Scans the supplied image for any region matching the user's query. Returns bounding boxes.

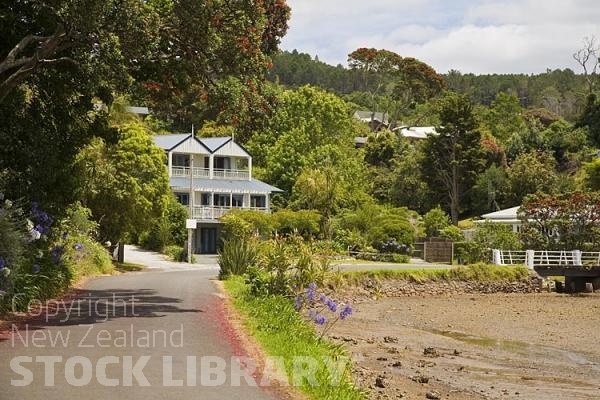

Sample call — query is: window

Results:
[232,194,244,207]
[201,193,211,206]
[215,194,230,207]
[214,157,230,170]
[175,193,189,206]
[172,154,190,167]
[250,195,265,208]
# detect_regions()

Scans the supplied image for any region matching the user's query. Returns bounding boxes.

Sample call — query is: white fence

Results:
[492,249,600,270]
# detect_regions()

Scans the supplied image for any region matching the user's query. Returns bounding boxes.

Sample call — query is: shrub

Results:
[164,245,188,262]
[422,206,451,237]
[220,213,254,241]
[218,237,259,279]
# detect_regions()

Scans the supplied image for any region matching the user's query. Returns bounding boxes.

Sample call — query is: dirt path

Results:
[329,293,600,400]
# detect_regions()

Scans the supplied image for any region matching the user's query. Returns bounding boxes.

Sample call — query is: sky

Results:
[280,0,600,74]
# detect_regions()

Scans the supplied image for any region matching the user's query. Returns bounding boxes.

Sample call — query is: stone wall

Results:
[350,277,541,298]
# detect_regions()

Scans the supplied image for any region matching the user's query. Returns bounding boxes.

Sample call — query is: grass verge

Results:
[224,276,365,400]
[114,262,145,272]
[339,263,531,286]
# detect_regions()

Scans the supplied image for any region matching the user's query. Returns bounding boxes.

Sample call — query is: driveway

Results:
[0,246,275,399]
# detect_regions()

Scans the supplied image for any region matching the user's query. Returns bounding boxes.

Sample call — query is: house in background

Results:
[154,134,282,254]
[353,110,389,132]
[477,206,522,233]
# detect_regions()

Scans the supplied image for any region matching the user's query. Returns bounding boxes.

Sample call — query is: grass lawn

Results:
[339,263,531,285]
[224,277,365,400]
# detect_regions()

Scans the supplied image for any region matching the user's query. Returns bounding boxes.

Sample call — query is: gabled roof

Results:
[153,134,192,151]
[481,206,521,220]
[353,110,388,124]
[170,177,282,193]
[198,137,232,152]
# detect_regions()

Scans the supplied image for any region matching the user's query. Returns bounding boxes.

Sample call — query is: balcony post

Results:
[248,157,252,181]
[209,154,214,179]
[167,152,173,177]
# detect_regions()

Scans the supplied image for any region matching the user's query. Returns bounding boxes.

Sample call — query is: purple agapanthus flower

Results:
[74,243,84,251]
[326,298,338,312]
[294,294,303,311]
[313,313,327,325]
[51,246,64,264]
[340,304,353,320]
[0,257,5,270]
[306,282,317,302]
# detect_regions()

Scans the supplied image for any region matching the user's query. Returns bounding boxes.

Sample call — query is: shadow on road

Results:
[1,287,203,339]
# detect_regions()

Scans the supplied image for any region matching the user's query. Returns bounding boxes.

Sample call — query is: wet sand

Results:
[330,293,600,399]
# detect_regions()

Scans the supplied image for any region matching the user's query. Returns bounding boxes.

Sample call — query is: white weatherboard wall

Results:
[172,137,210,155]
[212,141,249,158]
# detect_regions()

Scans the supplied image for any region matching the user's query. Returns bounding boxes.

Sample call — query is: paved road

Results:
[0,247,273,400]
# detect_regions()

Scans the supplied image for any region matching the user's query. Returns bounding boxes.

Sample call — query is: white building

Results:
[478,206,522,233]
[154,134,281,253]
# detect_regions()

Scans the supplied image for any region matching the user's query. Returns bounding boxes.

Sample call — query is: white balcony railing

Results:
[213,169,250,180]
[171,166,210,178]
[171,166,249,180]
[192,206,269,221]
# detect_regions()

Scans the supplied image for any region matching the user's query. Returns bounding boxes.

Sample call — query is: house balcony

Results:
[171,166,210,178]
[171,166,250,180]
[191,206,269,221]
[212,169,250,180]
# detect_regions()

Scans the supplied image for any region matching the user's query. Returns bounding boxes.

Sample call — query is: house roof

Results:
[394,126,438,139]
[198,137,232,152]
[126,106,151,115]
[481,206,521,220]
[353,110,389,124]
[153,134,192,151]
[169,177,283,194]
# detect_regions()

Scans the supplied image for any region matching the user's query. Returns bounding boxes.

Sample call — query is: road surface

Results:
[0,246,273,400]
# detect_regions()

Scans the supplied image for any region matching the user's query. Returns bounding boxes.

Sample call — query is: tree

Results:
[519,192,600,250]
[249,86,357,196]
[421,92,485,224]
[422,207,451,237]
[347,48,444,129]
[75,122,170,244]
[506,151,561,204]
[0,0,160,103]
[573,36,600,96]
[471,164,509,214]
[133,0,290,133]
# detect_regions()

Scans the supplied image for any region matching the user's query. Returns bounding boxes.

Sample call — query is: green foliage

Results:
[519,192,600,250]
[422,206,451,237]
[76,121,170,244]
[164,245,189,262]
[471,164,509,214]
[506,151,560,204]
[340,264,530,285]
[274,209,322,237]
[455,222,522,264]
[421,92,485,224]
[338,205,417,251]
[249,85,357,195]
[581,158,600,191]
[224,277,364,400]
[218,237,260,279]
[440,225,464,241]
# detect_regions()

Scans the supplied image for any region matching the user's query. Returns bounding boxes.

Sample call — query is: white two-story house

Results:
[154,134,282,254]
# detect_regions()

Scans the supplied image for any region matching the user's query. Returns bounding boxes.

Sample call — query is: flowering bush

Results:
[295,282,353,338]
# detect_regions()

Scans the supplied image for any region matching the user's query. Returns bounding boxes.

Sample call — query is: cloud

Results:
[280,0,600,74]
